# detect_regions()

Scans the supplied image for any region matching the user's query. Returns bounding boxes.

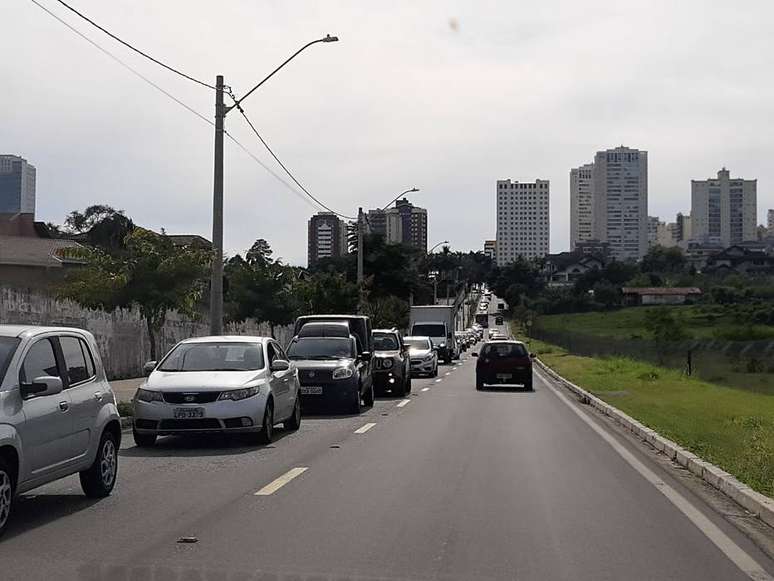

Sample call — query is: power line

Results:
[52,0,216,90]
[236,107,356,220]
[28,0,334,214]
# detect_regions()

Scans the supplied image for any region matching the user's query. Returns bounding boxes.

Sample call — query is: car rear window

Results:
[404,338,431,350]
[481,343,528,358]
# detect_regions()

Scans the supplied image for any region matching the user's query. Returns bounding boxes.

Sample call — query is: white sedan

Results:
[132,336,300,447]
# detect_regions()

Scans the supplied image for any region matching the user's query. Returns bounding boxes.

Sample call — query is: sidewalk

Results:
[110,377,144,403]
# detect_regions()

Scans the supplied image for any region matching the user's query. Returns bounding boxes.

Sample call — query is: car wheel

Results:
[80,429,118,498]
[524,379,534,392]
[132,428,157,448]
[405,374,412,394]
[284,396,301,431]
[363,382,375,407]
[431,363,438,378]
[476,377,485,391]
[256,400,274,445]
[0,458,15,539]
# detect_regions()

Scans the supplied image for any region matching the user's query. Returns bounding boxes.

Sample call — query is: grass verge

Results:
[518,329,774,499]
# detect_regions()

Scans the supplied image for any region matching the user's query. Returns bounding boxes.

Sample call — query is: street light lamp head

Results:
[410,187,420,192]
[322,34,339,42]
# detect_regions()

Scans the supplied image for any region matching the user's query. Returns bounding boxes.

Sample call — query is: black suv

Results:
[372,328,411,396]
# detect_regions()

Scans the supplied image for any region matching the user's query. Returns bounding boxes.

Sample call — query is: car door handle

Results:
[94,392,104,401]
[59,401,69,412]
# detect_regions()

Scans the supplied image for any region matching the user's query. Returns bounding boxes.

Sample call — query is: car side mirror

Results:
[471,352,479,357]
[360,351,372,361]
[21,375,63,399]
[271,359,290,372]
[143,361,158,376]
[529,353,536,359]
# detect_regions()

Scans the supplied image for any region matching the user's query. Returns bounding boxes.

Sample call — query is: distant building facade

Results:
[647,216,661,247]
[367,198,427,251]
[495,178,550,265]
[307,212,348,267]
[483,240,496,260]
[0,155,36,215]
[591,146,649,261]
[691,168,756,247]
[570,164,594,250]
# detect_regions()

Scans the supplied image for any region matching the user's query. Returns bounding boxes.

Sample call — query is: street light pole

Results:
[427,240,448,306]
[208,35,339,335]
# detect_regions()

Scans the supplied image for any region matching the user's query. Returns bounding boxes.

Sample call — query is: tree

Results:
[60,228,209,359]
[363,295,410,329]
[644,308,688,344]
[60,205,135,252]
[641,245,686,275]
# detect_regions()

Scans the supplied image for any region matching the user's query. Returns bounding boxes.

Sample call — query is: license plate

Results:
[174,407,204,419]
[300,386,323,395]
[496,374,512,380]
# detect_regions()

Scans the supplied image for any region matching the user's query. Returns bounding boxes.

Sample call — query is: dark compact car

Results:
[287,321,374,413]
[473,340,534,391]
[372,328,411,396]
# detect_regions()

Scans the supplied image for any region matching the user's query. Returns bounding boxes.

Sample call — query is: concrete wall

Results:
[0,287,293,379]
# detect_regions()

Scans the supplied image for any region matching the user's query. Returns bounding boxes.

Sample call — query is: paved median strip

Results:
[354,422,376,434]
[255,467,308,496]
[396,399,411,408]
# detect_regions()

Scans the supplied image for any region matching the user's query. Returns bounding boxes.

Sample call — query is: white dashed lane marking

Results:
[435,379,443,383]
[396,399,410,408]
[354,422,376,434]
[255,467,308,496]
[421,387,430,392]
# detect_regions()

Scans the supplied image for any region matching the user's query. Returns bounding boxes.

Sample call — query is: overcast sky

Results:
[4,0,773,265]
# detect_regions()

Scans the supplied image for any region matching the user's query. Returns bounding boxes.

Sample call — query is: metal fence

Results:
[529,324,774,393]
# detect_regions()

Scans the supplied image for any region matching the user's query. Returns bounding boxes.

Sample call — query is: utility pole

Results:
[210,74,225,336]
[357,207,365,314]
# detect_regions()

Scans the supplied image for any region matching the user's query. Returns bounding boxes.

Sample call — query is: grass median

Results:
[519,331,774,499]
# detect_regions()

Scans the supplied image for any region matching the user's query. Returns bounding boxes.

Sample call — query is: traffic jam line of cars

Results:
[0,304,530,537]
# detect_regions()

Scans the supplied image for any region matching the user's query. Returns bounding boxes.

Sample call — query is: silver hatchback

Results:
[0,325,122,538]
[132,336,301,447]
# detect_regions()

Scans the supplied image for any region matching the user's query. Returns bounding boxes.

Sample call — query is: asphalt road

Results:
[1,320,773,580]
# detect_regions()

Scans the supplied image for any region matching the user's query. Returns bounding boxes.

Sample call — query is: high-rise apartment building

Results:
[691,168,756,247]
[495,179,550,265]
[307,212,348,267]
[570,164,594,249]
[591,146,648,261]
[647,216,661,248]
[367,198,427,251]
[767,209,773,235]
[0,155,36,215]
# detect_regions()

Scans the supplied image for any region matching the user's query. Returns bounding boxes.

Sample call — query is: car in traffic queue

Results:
[287,322,374,413]
[403,336,438,377]
[0,326,122,538]
[473,340,534,391]
[372,328,411,396]
[132,336,300,447]
[455,332,468,353]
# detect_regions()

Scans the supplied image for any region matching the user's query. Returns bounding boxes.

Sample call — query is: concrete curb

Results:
[535,357,774,531]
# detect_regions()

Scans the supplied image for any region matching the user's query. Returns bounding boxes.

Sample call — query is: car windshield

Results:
[481,343,528,358]
[0,337,20,382]
[373,333,399,351]
[158,342,264,371]
[412,324,446,337]
[404,338,431,350]
[287,337,355,360]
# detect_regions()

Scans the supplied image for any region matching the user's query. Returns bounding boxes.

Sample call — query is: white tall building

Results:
[570,164,594,249]
[691,168,756,247]
[591,146,648,261]
[768,209,774,235]
[495,178,550,265]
